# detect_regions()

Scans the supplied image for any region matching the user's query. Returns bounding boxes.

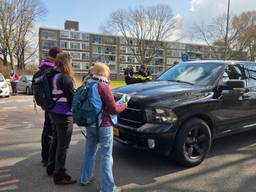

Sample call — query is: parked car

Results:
[17,75,33,95]
[0,73,10,97]
[113,60,256,167]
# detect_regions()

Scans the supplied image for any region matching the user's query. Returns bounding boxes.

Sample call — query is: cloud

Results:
[183,0,256,41]
[188,0,256,20]
[167,14,183,41]
[189,0,204,12]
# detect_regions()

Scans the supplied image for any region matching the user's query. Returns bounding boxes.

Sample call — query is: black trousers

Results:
[41,111,52,163]
[48,113,73,172]
[11,82,17,95]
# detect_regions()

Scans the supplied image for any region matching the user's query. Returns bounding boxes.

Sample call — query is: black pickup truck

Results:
[113,60,256,167]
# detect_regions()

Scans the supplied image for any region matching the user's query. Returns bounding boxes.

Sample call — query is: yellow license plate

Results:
[113,127,120,137]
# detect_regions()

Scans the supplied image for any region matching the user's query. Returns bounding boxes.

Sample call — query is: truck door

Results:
[214,64,254,135]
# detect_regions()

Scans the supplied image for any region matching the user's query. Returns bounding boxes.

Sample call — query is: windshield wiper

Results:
[168,80,194,85]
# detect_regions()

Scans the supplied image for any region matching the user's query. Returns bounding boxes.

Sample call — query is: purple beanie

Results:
[48,47,63,59]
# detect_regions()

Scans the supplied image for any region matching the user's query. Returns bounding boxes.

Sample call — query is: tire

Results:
[174,118,212,167]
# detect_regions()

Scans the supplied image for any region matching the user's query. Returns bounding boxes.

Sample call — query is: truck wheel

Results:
[174,118,212,167]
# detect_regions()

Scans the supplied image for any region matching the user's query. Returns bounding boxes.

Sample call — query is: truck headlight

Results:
[2,83,7,89]
[146,108,178,123]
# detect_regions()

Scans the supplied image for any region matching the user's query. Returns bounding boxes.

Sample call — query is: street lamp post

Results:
[224,0,231,60]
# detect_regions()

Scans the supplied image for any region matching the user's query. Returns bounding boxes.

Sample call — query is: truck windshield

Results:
[158,62,223,86]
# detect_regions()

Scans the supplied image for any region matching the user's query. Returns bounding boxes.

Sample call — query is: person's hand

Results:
[123,102,128,108]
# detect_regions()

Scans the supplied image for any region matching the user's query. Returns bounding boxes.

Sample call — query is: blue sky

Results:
[38,0,256,39]
[38,0,189,33]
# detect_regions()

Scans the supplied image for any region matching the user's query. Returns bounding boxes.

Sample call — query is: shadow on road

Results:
[1,129,256,192]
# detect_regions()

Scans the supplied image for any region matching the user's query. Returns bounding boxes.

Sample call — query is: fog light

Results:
[147,139,155,149]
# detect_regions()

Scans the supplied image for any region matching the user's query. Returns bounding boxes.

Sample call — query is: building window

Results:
[60,31,69,39]
[120,37,127,45]
[104,47,115,54]
[82,43,89,50]
[41,31,57,41]
[171,50,181,58]
[92,54,101,62]
[70,52,81,60]
[102,37,115,44]
[70,42,80,50]
[70,32,80,39]
[60,41,69,49]
[126,47,134,54]
[81,33,89,41]
[93,46,101,54]
[72,63,81,70]
[108,64,116,72]
[153,58,164,66]
[120,46,126,54]
[81,62,90,70]
[41,40,57,49]
[155,50,164,57]
[119,56,126,63]
[40,50,49,60]
[82,53,89,61]
[92,35,101,44]
[119,64,128,72]
[127,56,135,63]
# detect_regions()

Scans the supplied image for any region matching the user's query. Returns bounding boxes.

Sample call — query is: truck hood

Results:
[113,81,212,108]
[114,81,198,97]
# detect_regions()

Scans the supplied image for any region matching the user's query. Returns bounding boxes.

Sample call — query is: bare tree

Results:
[193,14,237,59]
[232,11,256,61]
[0,0,45,69]
[193,11,256,61]
[101,4,180,65]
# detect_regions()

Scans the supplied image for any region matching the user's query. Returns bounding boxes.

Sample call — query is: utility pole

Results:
[224,0,231,60]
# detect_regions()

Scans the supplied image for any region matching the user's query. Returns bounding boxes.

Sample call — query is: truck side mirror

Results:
[226,80,245,90]
[220,80,248,95]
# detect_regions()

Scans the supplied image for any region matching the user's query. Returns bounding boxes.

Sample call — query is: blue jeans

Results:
[80,126,115,192]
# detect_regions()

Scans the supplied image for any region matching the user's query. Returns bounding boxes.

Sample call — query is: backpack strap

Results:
[92,80,102,143]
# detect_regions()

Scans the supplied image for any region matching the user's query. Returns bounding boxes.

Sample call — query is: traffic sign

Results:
[181,52,189,62]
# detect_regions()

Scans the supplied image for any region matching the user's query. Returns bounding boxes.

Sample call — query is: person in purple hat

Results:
[47,52,76,185]
[39,47,63,167]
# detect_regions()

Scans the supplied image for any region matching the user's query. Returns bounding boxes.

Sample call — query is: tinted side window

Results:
[220,64,247,85]
[20,76,25,82]
[244,64,256,89]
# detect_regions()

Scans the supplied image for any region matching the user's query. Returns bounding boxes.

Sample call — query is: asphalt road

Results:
[0,95,256,192]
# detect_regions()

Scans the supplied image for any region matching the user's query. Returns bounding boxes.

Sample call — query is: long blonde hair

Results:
[55,52,75,82]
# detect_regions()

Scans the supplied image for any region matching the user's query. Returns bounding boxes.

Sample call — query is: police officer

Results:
[124,65,134,85]
[126,64,153,84]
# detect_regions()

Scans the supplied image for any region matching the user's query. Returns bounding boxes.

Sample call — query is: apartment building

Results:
[39,21,225,79]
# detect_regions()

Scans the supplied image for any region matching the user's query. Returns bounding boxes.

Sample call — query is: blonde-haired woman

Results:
[47,52,76,185]
[80,62,127,192]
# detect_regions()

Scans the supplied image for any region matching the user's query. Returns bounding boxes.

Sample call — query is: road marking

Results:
[24,124,33,129]
[0,124,19,129]
[0,174,12,180]
[0,179,20,186]
[15,99,30,103]
[0,169,11,174]
[1,106,17,110]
